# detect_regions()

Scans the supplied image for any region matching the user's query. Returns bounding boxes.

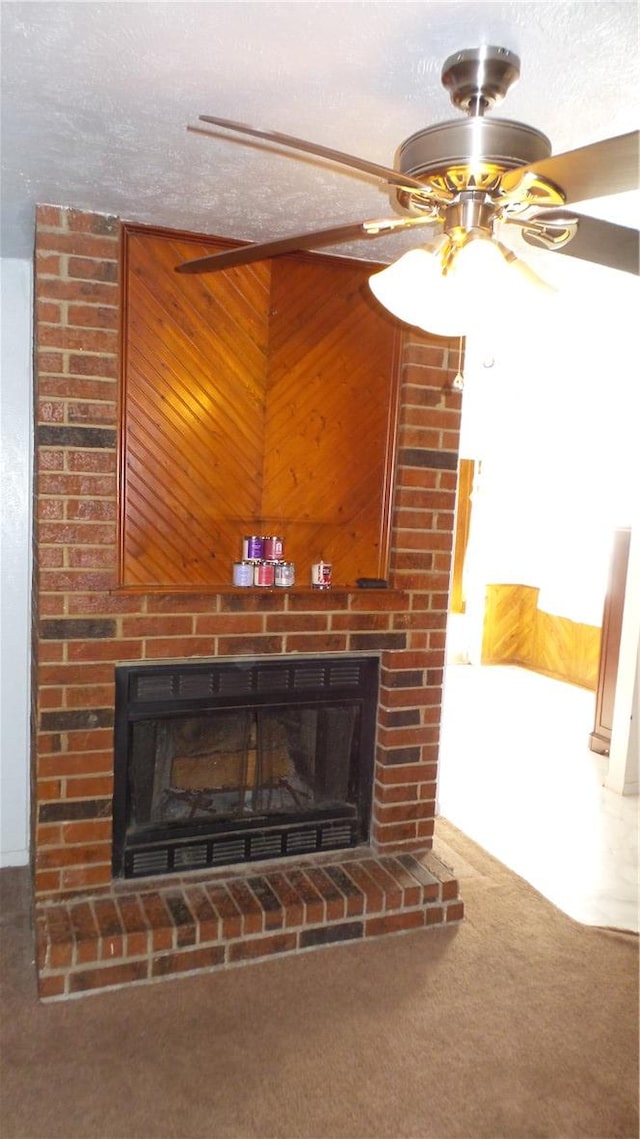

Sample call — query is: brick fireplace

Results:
[32,205,464,998]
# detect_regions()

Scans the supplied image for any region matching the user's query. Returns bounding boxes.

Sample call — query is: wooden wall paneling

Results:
[119,225,400,589]
[482,582,601,689]
[482,583,538,665]
[450,458,475,614]
[532,609,601,690]
[120,231,271,585]
[263,256,400,585]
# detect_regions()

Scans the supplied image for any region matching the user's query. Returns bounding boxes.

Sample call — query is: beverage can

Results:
[311,560,332,589]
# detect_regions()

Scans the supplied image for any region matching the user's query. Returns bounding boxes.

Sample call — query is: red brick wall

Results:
[32,205,462,902]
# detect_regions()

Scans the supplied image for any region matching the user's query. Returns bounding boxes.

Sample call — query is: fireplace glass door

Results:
[113,656,378,878]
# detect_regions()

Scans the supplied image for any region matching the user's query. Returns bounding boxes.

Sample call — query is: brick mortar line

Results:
[36,255,118,282]
[38,320,118,331]
[37,393,118,403]
[37,245,118,259]
[39,352,119,362]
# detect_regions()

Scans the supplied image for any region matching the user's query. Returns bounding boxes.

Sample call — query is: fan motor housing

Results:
[397,118,552,179]
[392,117,554,215]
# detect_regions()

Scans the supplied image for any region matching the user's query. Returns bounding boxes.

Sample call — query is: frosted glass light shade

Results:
[450,238,554,300]
[369,247,467,337]
[369,248,445,324]
[369,236,554,338]
[448,238,508,295]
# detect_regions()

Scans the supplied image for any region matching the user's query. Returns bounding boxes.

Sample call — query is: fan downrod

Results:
[392,45,555,216]
[441,46,521,115]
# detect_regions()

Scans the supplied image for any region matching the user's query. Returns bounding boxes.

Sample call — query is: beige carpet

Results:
[1,819,637,1139]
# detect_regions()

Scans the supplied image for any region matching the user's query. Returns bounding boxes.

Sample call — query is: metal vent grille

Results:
[210,837,247,865]
[256,668,289,692]
[286,828,318,854]
[218,670,253,694]
[328,663,362,687]
[249,832,283,859]
[123,654,376,705]
[320,823,354,849]
[130,848,169,876]
[173,844,209,869]
[292,666,326,690]
[178,673,216,699]
[133,675,176,702]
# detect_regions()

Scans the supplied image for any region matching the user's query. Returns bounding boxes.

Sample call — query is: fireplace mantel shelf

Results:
[112,587,403,600]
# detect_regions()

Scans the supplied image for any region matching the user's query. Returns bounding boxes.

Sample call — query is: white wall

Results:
[0,257,33,866]
[459,255,639,792]
[460,265,637,626]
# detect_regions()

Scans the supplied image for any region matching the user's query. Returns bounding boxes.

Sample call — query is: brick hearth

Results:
[36,847,462,999]
[32,205,464,997]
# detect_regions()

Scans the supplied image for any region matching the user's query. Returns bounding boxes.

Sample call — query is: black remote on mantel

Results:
[356,578,388,589]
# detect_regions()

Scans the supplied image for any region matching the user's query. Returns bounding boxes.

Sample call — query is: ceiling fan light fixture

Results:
[178,47,639,283]
[446,234,507,291]
[497,242,558,294]
[369,230,556,338]
[369,240,472,337]
[368,242,451,330]
[369,235,504,337]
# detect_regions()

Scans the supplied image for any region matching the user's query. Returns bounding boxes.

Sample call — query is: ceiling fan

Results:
[175,46,639,336]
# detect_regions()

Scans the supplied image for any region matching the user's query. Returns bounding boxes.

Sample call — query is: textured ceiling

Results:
[1,1,638,265]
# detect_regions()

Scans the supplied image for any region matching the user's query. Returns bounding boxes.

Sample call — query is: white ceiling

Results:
[1,1,638,265]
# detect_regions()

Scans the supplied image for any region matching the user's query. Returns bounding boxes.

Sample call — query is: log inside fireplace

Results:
[112,655,379,879]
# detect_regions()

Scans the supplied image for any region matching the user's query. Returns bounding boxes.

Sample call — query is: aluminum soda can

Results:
[263,535,284,560]
[254,561,275,587]
[274,561,295,588]
[311,560,332,589]
[232,561,254,587]
[242,535,264,561]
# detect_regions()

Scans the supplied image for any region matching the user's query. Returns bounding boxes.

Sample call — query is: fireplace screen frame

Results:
[112,654,379,879]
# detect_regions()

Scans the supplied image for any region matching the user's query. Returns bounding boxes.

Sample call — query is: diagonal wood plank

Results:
[122,232,270,585]
[121,228,400,587]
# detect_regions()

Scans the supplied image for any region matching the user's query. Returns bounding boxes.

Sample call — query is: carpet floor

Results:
[0,819,637,1139]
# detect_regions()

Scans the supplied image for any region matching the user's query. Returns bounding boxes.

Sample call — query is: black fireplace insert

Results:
[112,655,379,878]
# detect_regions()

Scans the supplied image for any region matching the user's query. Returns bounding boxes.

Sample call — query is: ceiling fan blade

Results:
[193,115,428,192]
[522,210,639,276]
[175,216,440,274]
[503,131,639,204]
